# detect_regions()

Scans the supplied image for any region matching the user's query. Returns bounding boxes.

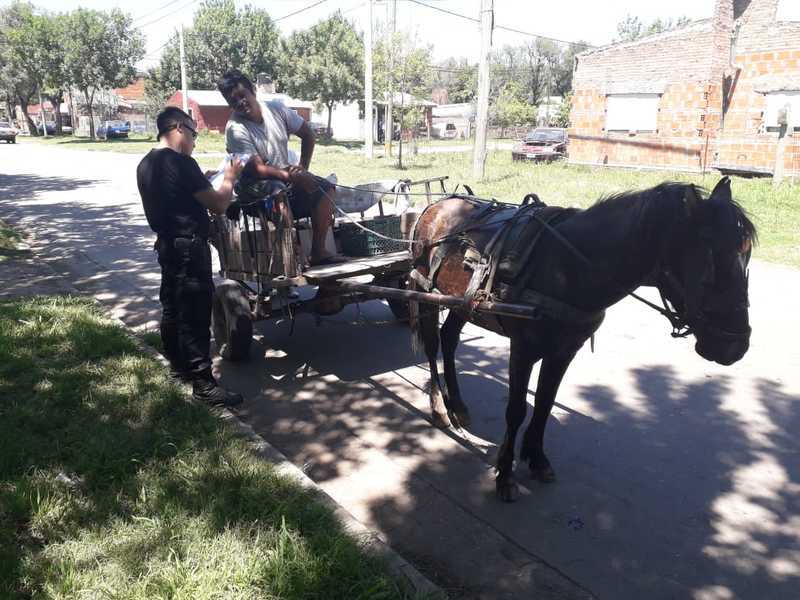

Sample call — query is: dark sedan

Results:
[511,127,568,162]
[97,120,130,140]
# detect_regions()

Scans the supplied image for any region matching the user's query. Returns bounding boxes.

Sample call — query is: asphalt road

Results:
[2,142,798,600]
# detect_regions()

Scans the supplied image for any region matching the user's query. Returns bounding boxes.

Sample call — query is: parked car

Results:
[511,127,568,162]
[36,122,56,135]
[0,121,18,143]
[97,120,130,140]
[309,121,332,138]
[433,122,458,139]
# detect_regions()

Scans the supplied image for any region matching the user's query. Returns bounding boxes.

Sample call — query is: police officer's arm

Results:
[194,159,244,215]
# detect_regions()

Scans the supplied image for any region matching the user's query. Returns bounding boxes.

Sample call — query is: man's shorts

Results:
[285,176,335,219]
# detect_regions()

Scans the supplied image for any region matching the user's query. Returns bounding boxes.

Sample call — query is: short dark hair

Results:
[156,106,191,140]
[217,69,255,103]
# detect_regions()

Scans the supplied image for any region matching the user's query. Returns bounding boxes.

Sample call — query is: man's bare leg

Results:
[310,189,337,263]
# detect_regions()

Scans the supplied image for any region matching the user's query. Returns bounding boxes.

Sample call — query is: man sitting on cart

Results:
[218,69,343,266]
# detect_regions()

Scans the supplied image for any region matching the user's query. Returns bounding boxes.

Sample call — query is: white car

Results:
[0,121,18,143]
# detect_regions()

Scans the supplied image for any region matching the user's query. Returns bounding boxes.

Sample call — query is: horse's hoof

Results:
[432,410,452,429]
[530,464,557,483]
[449,409,471,430]
[496,479,520,502]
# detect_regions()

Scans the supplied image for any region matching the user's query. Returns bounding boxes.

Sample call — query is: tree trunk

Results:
[86,88,96,140]
[18,97,38,136]
[326,102,334,138]
[46,91,64,135]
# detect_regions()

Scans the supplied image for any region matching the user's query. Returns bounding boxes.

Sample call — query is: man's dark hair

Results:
[156,106,191,140]
[217,69,255,102]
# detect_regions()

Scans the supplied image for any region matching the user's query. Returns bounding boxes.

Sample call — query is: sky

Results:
[3,0,717,69]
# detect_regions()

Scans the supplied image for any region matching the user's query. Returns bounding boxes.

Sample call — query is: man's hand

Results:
[224,157,245,181]
[287,165,317,193]
[204,169,219,179]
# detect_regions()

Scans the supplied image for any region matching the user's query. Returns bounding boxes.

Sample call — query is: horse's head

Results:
[658,178,756,365]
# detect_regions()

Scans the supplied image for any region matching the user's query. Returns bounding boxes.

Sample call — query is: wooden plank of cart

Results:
[208,175,543,361]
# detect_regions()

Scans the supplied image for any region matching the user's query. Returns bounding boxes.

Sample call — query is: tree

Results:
[492,82,536,133]
[0,1,41,134]
[144,0,281,113]
[553,92,572,128]
[62,8,144,139]
[615,14,691,42]
[281,12,364,134]
[373,29,434,166]
[433,57,477,104]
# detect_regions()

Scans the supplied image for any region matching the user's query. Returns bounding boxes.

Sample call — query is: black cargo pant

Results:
[156,235,214,380]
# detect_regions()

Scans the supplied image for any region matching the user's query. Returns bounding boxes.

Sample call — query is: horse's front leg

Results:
[419,305,451,428]
[496,337,540,502]
[440,311,470,428]
[520,352,577,483]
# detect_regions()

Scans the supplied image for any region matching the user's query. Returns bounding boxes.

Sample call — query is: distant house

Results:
[432,103,475,139]
[569,0,800,176]
[166,89,313,133]
[113,76,147,121]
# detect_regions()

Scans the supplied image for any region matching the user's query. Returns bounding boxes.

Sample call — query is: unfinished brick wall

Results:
[569,22,715,171]
[715,0,800,174]
[569,0,800,176]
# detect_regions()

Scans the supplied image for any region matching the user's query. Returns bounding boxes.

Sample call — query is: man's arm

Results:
[194,158,244,215]
[295,121,315,170]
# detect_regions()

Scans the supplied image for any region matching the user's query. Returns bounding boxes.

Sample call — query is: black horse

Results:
[409,178,756,501]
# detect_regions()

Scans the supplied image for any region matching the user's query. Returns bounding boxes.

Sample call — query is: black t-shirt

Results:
[136,148,212,238]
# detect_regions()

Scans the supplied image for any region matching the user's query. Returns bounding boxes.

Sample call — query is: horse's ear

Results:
[711,176,732,203]
[683,184,702,215]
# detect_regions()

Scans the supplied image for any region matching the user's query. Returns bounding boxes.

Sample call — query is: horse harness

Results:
[410,194,606,332]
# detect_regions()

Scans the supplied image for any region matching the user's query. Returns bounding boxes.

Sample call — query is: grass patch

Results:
[0,219,29,261]
[0,296,430,599]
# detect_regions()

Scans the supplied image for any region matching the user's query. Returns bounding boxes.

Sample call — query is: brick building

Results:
[569,0,800,176]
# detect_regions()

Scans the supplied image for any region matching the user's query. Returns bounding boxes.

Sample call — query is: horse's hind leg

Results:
[520,352,576,483]
[496,337,540,502]
[440,311,471,428]
[420,306,451,428]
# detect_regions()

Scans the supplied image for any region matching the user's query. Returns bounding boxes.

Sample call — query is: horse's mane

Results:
[586,182,757,245]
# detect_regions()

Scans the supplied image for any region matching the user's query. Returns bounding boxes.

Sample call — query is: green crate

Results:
[337,216,406,256]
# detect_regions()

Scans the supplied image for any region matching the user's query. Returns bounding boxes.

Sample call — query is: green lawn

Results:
[0,296,431,599]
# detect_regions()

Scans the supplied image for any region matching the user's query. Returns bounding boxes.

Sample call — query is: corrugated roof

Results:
[186,90,229,106]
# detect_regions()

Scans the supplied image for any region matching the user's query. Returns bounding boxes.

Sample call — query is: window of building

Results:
[776,0,800,21]
[764,91,800,132]
[605,94,660,133]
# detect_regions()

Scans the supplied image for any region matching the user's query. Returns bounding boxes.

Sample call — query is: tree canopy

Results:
[144,0,281,111]
[615,14,692,43]
[281,12,363,132]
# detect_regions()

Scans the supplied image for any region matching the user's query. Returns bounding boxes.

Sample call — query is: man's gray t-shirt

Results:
[225,100,305,169]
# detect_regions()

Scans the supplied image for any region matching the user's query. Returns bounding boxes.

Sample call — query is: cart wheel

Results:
[212,280,253,361]
[376,275,410,322]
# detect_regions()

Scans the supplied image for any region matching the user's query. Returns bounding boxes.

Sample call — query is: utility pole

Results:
[38,85,48,138]
[472,0,493,179]
[384,0,396,157]
[364,0,374,159]
[179,24,189,114]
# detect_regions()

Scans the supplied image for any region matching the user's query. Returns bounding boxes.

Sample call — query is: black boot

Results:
[192,378,244,407]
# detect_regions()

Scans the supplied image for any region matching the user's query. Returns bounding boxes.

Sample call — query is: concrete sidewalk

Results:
[2,143,798,600]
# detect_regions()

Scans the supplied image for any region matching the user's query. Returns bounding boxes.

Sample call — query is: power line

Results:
[273,0,329,22]
[132,0,182,25]
[405,0,593,48]
[136,0,199,30]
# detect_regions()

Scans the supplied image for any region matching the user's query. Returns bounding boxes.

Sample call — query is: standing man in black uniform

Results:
[137,106,245,407]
